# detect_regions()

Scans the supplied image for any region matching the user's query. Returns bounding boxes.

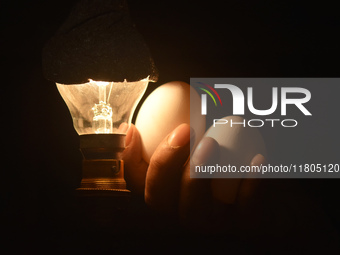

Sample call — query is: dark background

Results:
[1,0,340,254]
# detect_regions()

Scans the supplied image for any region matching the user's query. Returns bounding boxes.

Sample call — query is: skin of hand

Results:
[122,123,266,231]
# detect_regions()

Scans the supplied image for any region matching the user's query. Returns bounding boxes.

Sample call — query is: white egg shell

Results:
[204,116,267,203]
[136,81,205,163]
[205,115,267,168]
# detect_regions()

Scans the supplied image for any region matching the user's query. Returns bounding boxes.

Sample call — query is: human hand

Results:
[122,123,266,231]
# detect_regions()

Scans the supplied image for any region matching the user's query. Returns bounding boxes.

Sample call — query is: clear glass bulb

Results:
[56,77,149,135]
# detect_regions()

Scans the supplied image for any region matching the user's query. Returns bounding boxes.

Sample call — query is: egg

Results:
[136,81,206,163]
[203,116,267,203]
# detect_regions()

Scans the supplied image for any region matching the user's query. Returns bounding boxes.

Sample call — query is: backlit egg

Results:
[136,81,205,163]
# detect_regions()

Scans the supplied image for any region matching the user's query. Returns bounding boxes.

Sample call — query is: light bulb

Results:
[42,0,158,205]
[56,78,149,135]
[55,77,149,196]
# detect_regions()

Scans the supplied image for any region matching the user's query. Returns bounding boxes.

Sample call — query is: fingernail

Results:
[192,137,220,166]
[250,154,266,166]
[125,125,133,147]
[168,124,191,147]
[119,122,129,133]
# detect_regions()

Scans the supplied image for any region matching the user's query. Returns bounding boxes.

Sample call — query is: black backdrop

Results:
[1,0,340,254]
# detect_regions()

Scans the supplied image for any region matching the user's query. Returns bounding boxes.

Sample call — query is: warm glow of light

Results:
[90,80,114,134]
[88,79,110,86]
[56,77,149,135]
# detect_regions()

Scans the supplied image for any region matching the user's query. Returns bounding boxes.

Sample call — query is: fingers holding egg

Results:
[136,81,267,207]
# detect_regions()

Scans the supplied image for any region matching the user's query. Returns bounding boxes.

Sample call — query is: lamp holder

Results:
[76,134,130,203]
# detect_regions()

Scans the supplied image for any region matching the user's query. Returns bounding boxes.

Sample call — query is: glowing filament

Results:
[91,80,113,134]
